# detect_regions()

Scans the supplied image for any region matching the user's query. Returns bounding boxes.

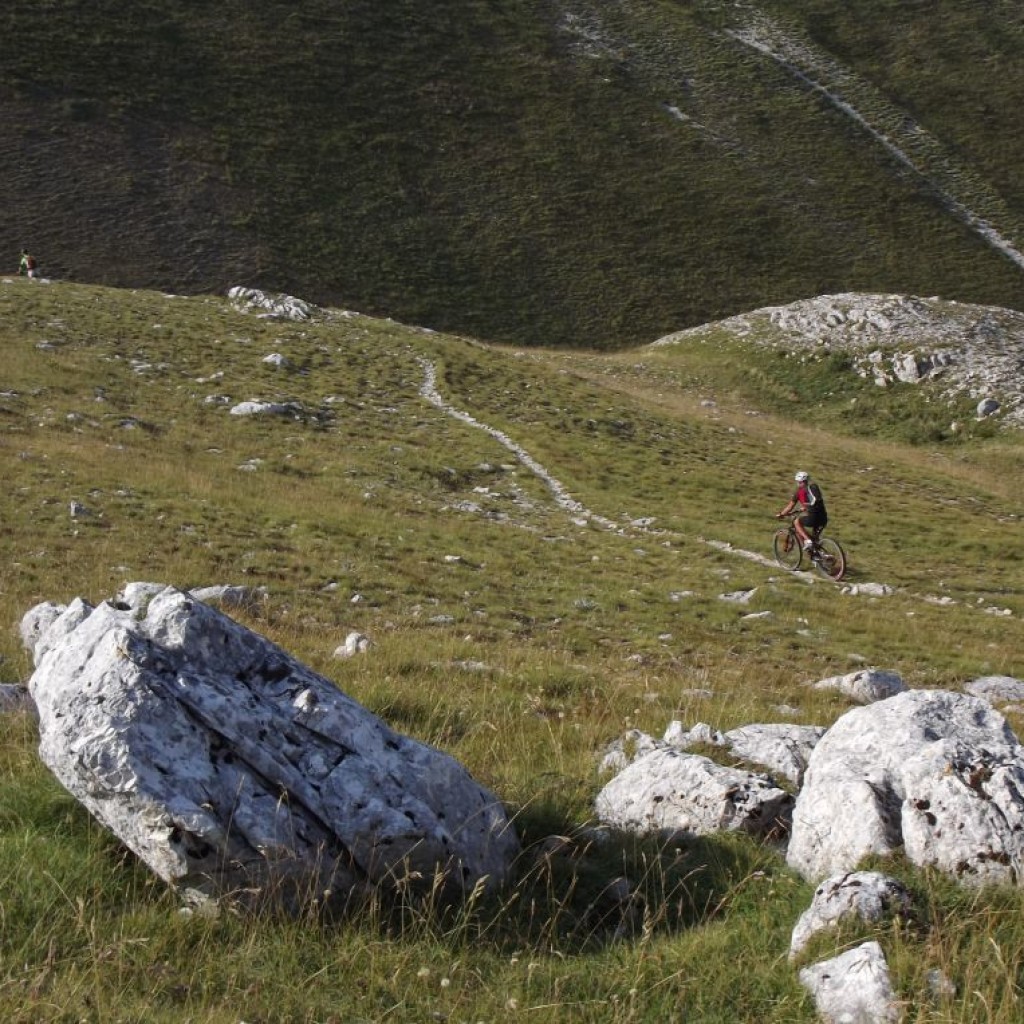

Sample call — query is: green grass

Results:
[1,279,1023,1020]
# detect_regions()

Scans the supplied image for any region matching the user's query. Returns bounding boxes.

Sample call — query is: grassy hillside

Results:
[2,0,1024,348]
[1,278,1022,1021]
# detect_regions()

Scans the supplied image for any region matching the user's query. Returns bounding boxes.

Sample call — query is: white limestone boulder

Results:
[189,584,267,611]
[799,941,901,1023]
[787,690,1024,885]
[25,585,519,909]
[595,748,793,839]
[965,675,1024,704]
[722,723,826,786]
[812,668,906,704]
[790,871,911,959]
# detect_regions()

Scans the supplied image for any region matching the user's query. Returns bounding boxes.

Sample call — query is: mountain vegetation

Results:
[3,0,1024,348]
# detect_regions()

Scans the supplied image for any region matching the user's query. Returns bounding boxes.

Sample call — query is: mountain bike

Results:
[772,515,847,581]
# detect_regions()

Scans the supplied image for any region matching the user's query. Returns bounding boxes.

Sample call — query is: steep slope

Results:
[2,0,1024,348]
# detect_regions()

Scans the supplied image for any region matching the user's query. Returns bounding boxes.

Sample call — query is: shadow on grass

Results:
[464,797,787,955]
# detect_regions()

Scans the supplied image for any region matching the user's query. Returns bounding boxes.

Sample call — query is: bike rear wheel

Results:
[773,528,803,570]
[813,537,846,581]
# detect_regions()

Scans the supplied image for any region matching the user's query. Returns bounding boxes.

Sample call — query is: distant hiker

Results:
[18,249,37,278]
[777,470,827,551]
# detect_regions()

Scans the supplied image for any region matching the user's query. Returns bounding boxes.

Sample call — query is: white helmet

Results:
[794,471,809,482]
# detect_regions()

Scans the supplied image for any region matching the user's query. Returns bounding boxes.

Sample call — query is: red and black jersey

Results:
[794,481,827,523]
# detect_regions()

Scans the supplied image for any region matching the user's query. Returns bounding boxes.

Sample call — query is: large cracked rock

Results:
[787,690,1024,885]
[25,586,519,909]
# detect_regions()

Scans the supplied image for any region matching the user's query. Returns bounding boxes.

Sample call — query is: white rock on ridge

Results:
[787,690,1024,885]
[652,293,1024,428]
[595,748,793,839]
[228,286,318,321]
[799,941,901,1024]
[790,871,912,959]
[24,586,519,910]
[812,669,906,704]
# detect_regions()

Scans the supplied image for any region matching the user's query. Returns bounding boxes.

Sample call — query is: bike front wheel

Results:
[773,528,803,571]
[813,537,846,581]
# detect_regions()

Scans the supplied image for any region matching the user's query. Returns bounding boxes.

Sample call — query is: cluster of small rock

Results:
[595,669,1024,1022]
[654,293,1024,427]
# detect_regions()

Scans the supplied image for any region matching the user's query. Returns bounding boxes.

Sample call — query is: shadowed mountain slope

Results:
[3,0,1024,348]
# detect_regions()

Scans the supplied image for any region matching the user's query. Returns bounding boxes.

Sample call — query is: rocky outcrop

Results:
[228,286,319,321]
[24,585,519,910]
[787,690,1024,885]
[654,294,1024,428]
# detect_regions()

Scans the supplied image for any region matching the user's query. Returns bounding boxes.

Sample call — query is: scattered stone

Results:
[843,582,895,597]
[965,675,1024,704]
[663,720,725,749]
[790,871,912,958]
[595,748,793,839]
[189,585,267,611]
[799,941,901,1024]
[25,585,519,910]
[787,689,1024,885]
[719,588,757,604]
[812,668,906,704]
[0,684,35,714]
[262,353,290,368]
[926,968,957,1001]
[229,400,301,418]
[333,632,373,659]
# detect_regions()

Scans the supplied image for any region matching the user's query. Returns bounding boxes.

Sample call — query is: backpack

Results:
[26,255,36,270]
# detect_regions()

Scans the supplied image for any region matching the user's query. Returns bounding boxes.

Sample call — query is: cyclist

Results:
[777,471,827,552]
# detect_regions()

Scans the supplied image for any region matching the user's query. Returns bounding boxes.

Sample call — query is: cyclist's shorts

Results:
[798,513,827,531]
